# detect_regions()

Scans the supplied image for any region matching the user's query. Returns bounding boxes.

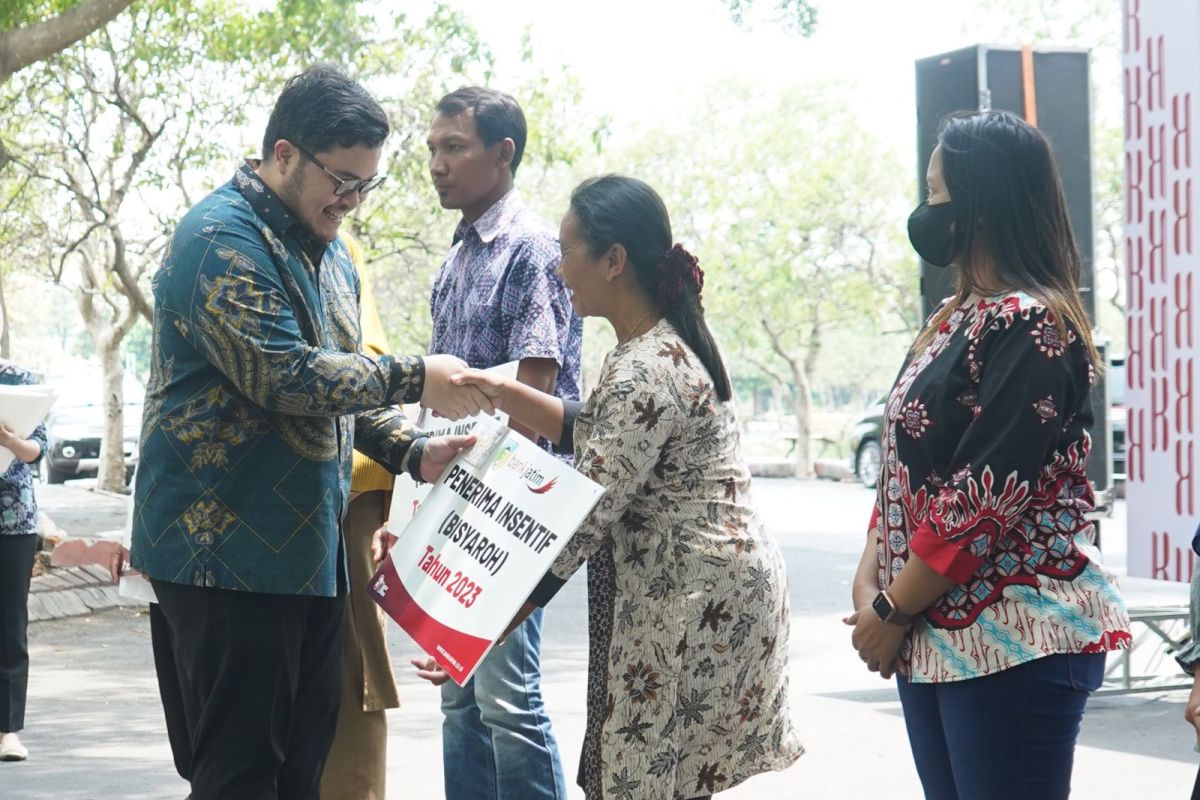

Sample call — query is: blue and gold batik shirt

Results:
[132,162,424,597]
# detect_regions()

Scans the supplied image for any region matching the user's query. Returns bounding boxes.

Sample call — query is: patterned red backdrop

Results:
[1124,0,1200,581]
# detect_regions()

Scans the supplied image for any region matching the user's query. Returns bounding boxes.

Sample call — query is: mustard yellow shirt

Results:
[346,233,399,493]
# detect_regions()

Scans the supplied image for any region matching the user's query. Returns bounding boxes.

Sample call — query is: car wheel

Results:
[44,463,69,484]
[856,439,882,488]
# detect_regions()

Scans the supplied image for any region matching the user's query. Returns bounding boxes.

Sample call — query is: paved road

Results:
[5,479,1197,798]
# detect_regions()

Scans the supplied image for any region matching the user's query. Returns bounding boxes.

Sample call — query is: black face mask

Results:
[907,200,957,268]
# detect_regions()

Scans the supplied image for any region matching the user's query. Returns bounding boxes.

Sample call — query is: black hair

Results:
[914,110,1098,366]
[569,175,733,402]
[261,63,389,161]
[436,87,527,175]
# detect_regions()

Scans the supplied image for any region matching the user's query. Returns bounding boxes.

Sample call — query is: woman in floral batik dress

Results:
[449,175,802,799]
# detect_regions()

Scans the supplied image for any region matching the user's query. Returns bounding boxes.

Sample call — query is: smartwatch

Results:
[871,590,913,626]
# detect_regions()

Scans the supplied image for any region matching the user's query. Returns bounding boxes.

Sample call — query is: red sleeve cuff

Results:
[910,519,984,584]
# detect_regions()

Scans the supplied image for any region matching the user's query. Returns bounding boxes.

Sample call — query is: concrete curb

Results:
[28,564,143,623]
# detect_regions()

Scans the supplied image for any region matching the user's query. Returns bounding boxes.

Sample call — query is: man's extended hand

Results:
[422,355,495,420]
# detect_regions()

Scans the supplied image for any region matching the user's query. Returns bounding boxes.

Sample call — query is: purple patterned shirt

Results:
[430,189,583,410]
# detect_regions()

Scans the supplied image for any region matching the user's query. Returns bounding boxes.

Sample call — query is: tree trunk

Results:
[786,356,814,478]
[0,0,134,83]
[760,316,816,478]
[96,333,127,493]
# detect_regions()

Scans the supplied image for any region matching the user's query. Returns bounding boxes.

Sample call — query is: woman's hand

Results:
[450,368,508,408]
[411,656,451,686]
[844,607,908,679]
[1185,673,1200,749]
[419,434,477,484]
[421,355,495,421]
[0,425,39,463]
[0,424,21,451]
[371,526,398,567]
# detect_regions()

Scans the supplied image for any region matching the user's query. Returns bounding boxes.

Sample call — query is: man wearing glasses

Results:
[131,64,488,800]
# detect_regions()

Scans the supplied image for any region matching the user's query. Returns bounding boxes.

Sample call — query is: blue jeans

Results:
[897,652,1106,800]
[440,608,567,800]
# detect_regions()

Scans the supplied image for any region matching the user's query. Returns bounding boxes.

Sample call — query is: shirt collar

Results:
[453,188,524,246]
[233,160,326,262]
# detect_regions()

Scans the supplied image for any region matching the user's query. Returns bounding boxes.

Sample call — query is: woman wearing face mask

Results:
[844,110,1130,799]
[434,175,803,799]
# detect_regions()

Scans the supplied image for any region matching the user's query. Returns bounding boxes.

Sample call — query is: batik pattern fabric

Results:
[429,188,582,427]
[542,319,802,799]
[0,360,46,537]
[132,162,424,597]
[872,292,1131,683]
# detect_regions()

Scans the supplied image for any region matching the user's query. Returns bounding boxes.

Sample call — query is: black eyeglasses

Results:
[295,145,386,196]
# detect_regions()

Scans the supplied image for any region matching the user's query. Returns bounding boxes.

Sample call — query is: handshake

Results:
[419,355,507,421]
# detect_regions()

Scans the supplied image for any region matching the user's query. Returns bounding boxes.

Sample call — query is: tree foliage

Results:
[2,0,603,490]
[722,0,818,36]
[618,80,915,474]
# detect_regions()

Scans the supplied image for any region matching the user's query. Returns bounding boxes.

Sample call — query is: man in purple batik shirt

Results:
[416,86,581,800]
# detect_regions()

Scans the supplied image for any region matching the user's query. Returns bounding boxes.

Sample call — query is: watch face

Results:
[872,592,892,620]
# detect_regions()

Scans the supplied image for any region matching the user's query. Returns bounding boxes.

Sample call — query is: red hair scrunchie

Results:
[657,244,704,309]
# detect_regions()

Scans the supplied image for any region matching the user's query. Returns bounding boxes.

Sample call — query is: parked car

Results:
[40,400,142,484]
[37,373,144,485]
[848,398,885,488]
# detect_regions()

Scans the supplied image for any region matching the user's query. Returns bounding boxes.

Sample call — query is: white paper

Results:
[0,385,57,473]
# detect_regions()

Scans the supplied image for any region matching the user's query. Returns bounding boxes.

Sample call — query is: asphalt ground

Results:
[4,478,1196,799]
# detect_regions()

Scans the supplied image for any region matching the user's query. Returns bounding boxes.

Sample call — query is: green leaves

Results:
[0,0,79,30]
[721,0,818,36]
[613,77,917,465]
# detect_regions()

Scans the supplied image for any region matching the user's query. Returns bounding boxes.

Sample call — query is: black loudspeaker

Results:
[914,45,1095,321]
[914,45,1111,496]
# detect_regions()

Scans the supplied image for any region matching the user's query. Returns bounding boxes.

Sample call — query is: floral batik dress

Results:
[872,292,1130,683]
[533,319,802,799]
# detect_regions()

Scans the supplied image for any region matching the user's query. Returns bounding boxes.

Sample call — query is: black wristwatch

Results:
[406,436,429,484]
[872,590,913,626]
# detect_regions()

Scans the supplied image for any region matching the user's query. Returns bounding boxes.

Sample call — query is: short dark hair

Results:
[261,64,389,161]
[435,87,527,175]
